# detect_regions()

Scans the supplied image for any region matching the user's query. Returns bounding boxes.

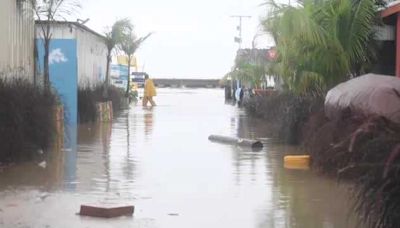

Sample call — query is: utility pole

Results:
[231,15,251,49]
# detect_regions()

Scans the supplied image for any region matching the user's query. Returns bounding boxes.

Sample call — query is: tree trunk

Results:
[44,38,50,93]
[33,38,38,87]
[103,52,111,99]
[126,55,131,97]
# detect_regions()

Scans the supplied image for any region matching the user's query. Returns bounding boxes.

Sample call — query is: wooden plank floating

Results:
[79,205,134,218]
[208,135,263,149]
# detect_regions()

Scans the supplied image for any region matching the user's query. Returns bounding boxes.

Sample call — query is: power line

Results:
[230,15,251,49]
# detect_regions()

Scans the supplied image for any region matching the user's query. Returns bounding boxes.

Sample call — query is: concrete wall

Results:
[0,0,34,80]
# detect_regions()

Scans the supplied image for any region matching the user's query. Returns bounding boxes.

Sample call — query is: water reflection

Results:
[0,89,357,228]
[143,108,154,138]
[261,143,355,228]
[64,123,77,191]
[233,113,356,228]
[0,125,64,191]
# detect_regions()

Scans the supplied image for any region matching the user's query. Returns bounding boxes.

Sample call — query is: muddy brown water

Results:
[0,89,358,228]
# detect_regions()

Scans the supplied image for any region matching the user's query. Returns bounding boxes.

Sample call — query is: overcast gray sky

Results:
[80,0,274,78]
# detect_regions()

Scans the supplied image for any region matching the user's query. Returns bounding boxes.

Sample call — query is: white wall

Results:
[36,23,76,39]
[0,0,34,80]
[76,26,107,87]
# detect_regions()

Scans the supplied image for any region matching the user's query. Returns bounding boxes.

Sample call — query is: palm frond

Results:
[260,0,378,95]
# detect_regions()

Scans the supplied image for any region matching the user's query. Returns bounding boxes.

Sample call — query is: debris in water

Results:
[38,161,47,168]
[284,155,310,170]
[78,205,134,218]
[208,135,263,149]
[39,193,50,200]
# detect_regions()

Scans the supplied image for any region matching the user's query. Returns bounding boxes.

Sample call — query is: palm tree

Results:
[262,0,378,95]
[120,30,151,97]
[31,0,80,91]
[103,19,133,98]
[230,63,266,88]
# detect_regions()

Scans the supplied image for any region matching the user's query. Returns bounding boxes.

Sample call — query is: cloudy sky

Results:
[79,0,274,78]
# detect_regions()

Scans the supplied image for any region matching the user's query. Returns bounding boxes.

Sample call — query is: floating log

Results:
[284,155,311,170]
[79,205,134,218]
[208,135,263,149]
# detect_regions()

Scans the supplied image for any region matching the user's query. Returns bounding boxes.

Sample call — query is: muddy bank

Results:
[244,93,400,228]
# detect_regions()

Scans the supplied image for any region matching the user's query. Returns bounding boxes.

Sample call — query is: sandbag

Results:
[325,74,400,123]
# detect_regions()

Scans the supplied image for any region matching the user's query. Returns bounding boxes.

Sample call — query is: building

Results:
[0,0,34,80]
[36,21,107,86]
[233,48,280,90]
[379,2,400,77]
[36,21,108,124]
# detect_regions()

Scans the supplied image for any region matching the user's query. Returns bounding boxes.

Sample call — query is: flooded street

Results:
[0,89,356,228]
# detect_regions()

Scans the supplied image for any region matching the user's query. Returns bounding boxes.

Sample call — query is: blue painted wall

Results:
[37,39,78,124]
[37,39,78,190]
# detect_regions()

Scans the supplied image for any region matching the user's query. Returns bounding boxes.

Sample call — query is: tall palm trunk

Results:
[44,38,50,92]
[103,51,112,98]
[34,37,38,87]
[126,55,131,97]
[43,21,52,93]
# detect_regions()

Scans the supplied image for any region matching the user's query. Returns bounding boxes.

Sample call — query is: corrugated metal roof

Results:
[35,20,106,41]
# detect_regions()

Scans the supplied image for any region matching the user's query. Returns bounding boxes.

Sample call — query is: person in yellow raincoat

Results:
[143,74,157,107]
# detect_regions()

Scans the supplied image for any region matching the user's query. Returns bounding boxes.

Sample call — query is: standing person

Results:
[238,86,245,107]
[143,74,157,107]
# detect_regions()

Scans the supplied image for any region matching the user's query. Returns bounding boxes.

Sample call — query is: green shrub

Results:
[244,92,324,144]
[306,113,400,228]
[78,84,125,123]
[0,79,57,162]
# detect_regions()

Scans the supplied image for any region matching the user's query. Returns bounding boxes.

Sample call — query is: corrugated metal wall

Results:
[0,0,34,80]
[76,26,107,87]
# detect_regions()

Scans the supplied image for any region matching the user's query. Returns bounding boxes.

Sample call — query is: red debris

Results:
[79,205,134,218]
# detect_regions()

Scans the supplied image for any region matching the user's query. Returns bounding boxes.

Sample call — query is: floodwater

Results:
[0,89,357,228]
